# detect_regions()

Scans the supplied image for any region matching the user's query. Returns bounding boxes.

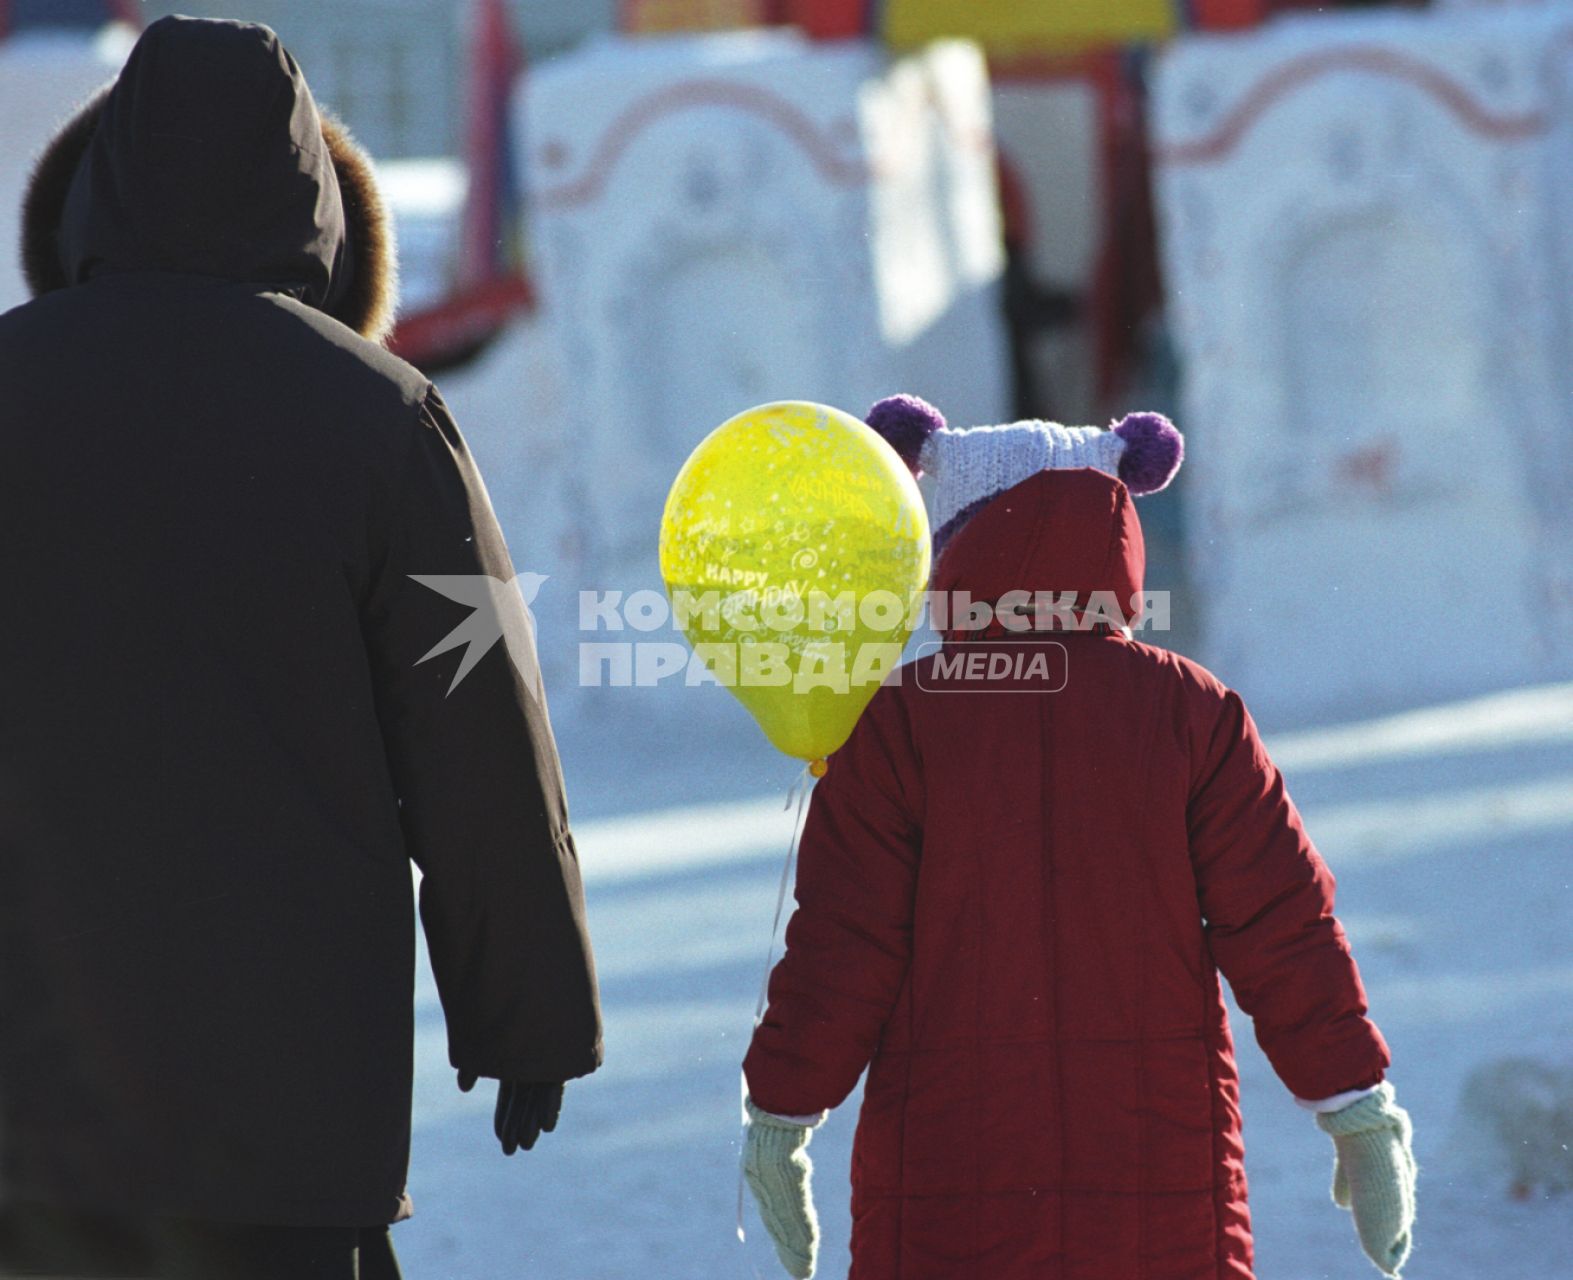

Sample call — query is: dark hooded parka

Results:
[744,468,1390,1279]
[0,17,601,1227]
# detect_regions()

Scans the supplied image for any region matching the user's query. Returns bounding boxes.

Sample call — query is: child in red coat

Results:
[741,398,1415,1280]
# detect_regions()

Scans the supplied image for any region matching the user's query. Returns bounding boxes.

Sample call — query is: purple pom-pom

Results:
[1112,411,1183,495]
[866,394,945,476]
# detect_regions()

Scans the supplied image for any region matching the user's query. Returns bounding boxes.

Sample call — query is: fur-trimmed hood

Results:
[19,16,396,344]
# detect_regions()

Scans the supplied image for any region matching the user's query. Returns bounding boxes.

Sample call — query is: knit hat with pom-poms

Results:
[865,395,1183,556]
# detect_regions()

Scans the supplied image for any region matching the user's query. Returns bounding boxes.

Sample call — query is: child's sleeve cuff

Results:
[1294,1083,1384,1114]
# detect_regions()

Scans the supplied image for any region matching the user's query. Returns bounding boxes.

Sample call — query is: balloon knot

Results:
[809,758,828,779]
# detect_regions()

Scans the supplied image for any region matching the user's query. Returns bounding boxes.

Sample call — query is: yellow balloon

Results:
[659,401,931,762]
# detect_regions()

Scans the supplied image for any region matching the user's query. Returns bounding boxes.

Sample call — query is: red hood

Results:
[931,468,1145,626]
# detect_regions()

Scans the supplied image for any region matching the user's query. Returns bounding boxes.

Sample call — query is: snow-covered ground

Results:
[393,678,1573,1279]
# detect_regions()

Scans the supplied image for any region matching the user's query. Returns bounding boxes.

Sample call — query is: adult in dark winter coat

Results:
[0,16,601,1278]
[742,412,1415,1279]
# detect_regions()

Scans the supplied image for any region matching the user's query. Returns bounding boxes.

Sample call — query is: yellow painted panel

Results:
[623,0,771,33]
[884,0,1176,53]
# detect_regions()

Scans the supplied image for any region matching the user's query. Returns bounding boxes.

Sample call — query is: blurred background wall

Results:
[4,0,1571,725]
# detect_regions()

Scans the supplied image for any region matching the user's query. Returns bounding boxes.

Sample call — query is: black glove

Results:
[457,1071,565,1155]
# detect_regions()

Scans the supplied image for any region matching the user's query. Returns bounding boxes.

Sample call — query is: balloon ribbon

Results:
[736,761,817,1251]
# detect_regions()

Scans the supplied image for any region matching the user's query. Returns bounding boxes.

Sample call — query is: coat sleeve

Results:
[743,688,924,1117]
[1187,685,1388,1101]
[362,383,602,1083]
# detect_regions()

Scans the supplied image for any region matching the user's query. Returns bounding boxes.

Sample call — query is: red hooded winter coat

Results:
[743,468,1390,1280]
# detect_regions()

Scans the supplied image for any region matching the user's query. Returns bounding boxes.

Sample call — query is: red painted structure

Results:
[387,273,535,370]
[396,0,535,371]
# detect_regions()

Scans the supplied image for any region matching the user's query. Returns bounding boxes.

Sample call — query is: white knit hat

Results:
[918,421,1130,536]
[865,394,1184,551]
